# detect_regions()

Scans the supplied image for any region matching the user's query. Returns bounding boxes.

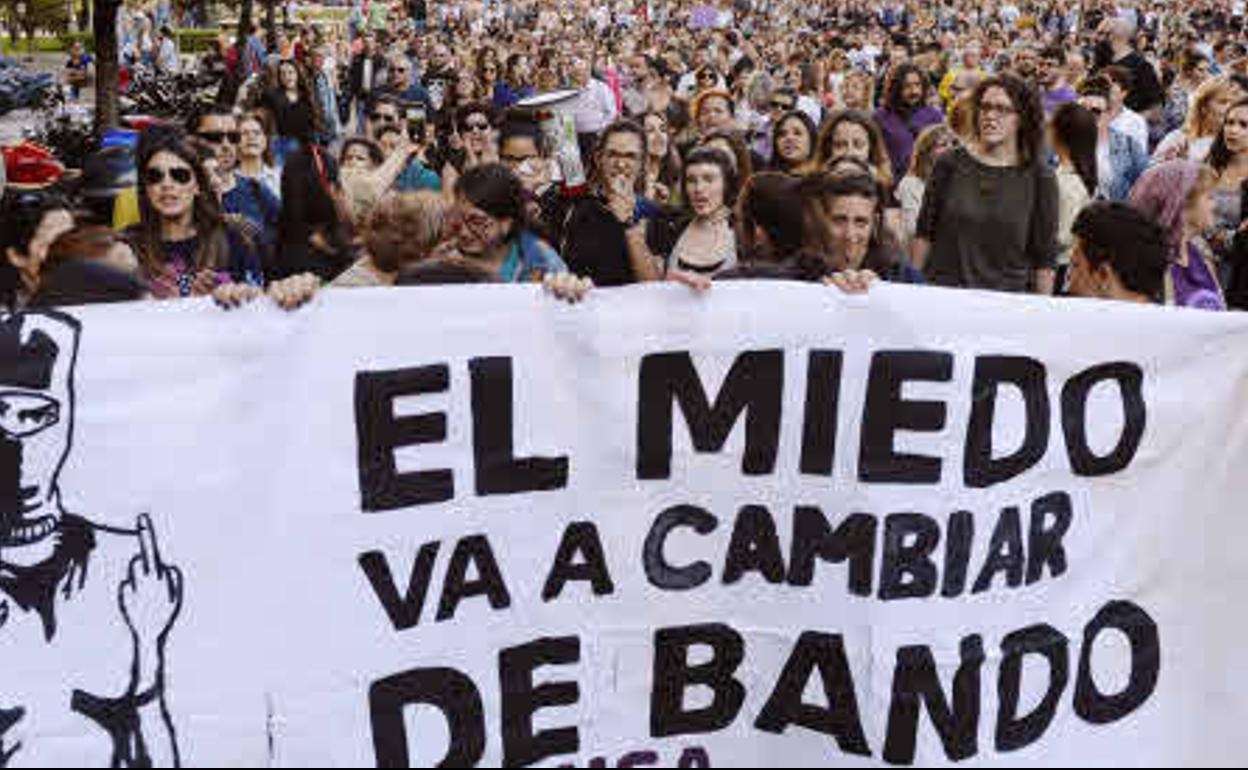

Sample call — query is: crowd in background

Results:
[2,0,1247,310]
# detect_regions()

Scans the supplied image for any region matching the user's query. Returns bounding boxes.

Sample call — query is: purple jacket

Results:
[875,105,944,183]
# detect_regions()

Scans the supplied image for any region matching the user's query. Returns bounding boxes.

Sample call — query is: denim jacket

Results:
[1102,128,1148,202]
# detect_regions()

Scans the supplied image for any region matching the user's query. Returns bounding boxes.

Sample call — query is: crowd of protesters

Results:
[2,0,1248,310]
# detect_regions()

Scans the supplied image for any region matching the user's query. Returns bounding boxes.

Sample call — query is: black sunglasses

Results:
[200,130,241,145]
[145,166,195,186]
[371,112,399,123]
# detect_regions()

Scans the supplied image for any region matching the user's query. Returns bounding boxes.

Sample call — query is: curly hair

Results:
[971,74,1046,168]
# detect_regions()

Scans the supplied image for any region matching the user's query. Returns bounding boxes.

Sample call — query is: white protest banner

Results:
[3,282,1248,768]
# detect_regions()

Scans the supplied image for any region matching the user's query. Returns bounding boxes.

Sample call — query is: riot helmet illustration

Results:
[0,311,78,563]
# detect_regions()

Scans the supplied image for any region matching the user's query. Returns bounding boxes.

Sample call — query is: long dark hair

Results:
[737,172,803,263]
[972,74,1046,168]
[884,63,931,118]
[817,110,893,187]
[1051,102,1099,197]
[277,144,353,280]
[641,111,683,190]
[455,162,529,242]
[682,147,740,212]
[0,190,72,306]
[770,110,817,173]
[271,59,325,141]
[133,131,230,276]
[1209,98,1248,173]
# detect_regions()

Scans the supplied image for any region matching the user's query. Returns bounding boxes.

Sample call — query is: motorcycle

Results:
[0,56,55,117]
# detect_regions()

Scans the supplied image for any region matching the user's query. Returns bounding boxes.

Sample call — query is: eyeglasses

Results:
[464,120,492,132]
[769,100,795,111]
[145,165,195,186]
[200,130,241,145]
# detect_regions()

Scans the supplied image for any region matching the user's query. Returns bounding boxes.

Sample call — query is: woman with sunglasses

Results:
[126,133,263,299]
[0,190,75,308]
[263,59,324,169]
[440,102,499,201]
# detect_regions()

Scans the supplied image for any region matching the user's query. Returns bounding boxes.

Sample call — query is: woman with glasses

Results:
[125,132,263,299]
[0,190,75,308]
[562,120,670,285]
[445,163,567,283]
[263,59,324,169]
[913,74,1059,294]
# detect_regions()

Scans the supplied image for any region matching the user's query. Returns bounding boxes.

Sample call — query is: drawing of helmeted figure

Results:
[0,311,183,767]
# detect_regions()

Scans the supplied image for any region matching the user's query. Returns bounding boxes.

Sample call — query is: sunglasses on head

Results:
[145,166,195,186]
[200,130,241,145]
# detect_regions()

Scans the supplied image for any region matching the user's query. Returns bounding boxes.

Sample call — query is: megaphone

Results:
[515,89,587,191]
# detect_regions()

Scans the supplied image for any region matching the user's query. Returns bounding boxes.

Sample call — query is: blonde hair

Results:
[908,124,955,181]
[949,92,976,142]
[1188,76,1233,138]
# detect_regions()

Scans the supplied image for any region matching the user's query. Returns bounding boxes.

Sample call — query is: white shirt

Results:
[572,79,618,135]
[1111,108,1148,154]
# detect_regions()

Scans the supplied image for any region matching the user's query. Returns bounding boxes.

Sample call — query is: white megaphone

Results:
[515,89,587,191]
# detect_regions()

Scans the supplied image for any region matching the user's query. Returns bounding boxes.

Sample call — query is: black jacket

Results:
[348,53,388,106]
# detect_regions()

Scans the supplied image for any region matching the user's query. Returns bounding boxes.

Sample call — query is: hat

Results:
[2,143,65,190]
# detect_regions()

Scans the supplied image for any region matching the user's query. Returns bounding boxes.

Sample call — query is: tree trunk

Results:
[264,0,275,53]
[237,0,252,46]
[79,0,89,32]
[94,0,120,131]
